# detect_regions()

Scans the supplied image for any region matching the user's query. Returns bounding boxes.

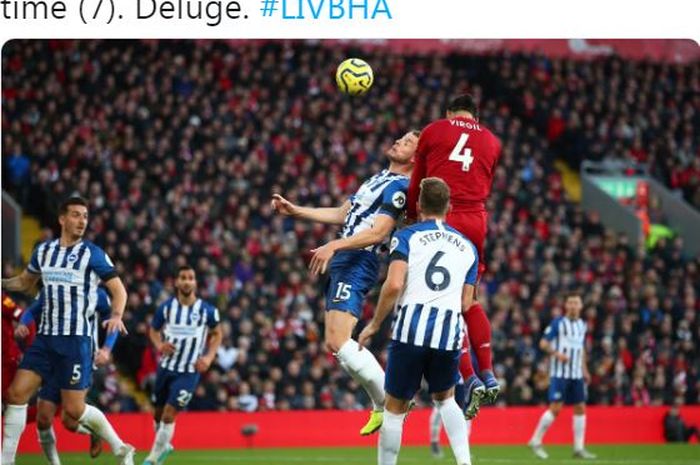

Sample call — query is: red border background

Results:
[16,406,700,453]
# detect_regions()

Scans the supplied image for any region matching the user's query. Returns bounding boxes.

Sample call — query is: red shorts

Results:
[446,210,488,277]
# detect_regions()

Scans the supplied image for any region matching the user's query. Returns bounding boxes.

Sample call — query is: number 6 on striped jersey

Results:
[449,133,474,171]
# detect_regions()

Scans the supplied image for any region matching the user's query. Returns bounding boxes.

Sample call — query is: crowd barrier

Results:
[17,406,700,453]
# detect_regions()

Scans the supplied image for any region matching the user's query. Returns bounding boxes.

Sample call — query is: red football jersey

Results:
[2,292,23,363]
[407,116,501,219]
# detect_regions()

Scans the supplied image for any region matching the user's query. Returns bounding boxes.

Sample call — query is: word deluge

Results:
[137,0,244,26]
[281,0,392,19]
[1,0,67,19]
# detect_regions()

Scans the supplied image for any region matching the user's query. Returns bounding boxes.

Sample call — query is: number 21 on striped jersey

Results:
[449,133,474,171]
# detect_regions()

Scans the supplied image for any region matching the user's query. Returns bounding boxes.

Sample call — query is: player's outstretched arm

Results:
[271,194,350,225]
[358,260,407,348]
[1,270,40,295]
[309,215,396,275]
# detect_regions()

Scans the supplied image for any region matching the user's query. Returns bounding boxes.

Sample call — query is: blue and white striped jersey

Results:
[28,240,118,337]
[389,220,479,351]
[27,288,112,350]
[152,297,220,373]
[544,317,587,379]
[341,169,409,254]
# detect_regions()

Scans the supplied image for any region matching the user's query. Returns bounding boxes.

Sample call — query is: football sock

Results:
[336,339,385,411]
[148,421,175,461]
[430,407,441,443]
[458,348,475,381]
[76,424,92,435]
[38,426,61,465]
[465,302,493,372]
[78,405,125,454]
[573,414,586,452]
[531,409,555,445]
[378,411,405,465]
[436,398,471,465]
[2,403,27,464]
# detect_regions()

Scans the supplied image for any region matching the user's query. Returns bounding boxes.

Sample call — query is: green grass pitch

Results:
[16,444,699,465]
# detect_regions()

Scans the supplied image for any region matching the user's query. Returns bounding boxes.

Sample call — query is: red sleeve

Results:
[2,294,22,321]
[407,128,431,220]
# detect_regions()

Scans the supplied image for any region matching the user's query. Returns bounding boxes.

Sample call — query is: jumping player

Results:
[271,130,418,435]
[407,94,502,416]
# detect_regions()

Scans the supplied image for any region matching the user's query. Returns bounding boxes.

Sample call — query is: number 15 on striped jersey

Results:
[449,133,474,172]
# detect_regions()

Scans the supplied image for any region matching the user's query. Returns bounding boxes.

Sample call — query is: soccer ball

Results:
[336,58,374,96]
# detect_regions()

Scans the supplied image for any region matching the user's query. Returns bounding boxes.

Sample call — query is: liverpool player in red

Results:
[407,94,501,418]
[2,291,37,423]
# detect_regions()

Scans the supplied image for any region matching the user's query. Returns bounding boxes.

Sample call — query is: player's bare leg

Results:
[36,399,61,465]
[326,310,385,435]
[2,369,42,465]
[572,403,595,459]
[63,389,134,465]
[144,404,177,465]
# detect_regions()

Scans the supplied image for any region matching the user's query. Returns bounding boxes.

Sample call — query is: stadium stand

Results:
[2,40,698,412]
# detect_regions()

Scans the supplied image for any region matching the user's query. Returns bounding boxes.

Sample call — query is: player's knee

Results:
[61,402,85,421]
[549,404,562,416]
[6,383,30,405]
[573,403,586,415]
[325,330,349,353]
[60,413,79,432]
[36,412,53,430]
[161,405,177,423]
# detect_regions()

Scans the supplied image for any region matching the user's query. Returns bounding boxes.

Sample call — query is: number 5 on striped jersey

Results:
[449,133,474,171]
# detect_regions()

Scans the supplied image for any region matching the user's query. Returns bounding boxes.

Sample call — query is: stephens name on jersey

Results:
[388,220,479,351]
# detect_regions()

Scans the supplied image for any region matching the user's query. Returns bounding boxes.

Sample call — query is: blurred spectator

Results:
[664,399,700,443]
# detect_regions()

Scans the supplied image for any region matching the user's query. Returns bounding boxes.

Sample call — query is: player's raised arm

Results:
[271,194,350,225]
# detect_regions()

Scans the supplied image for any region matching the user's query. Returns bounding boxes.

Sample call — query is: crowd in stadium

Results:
[2,40,699,413]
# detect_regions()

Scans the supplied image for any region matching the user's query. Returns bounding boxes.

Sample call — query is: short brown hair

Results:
[59,196,88,215]
[564,290,582,302]
[419,178,451,216]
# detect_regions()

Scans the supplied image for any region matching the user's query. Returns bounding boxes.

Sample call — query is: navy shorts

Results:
[153,367,200,410]
[548,377,587,405]
[325,250,379,319]
[385,340,460,400]
[19,335,92,391]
